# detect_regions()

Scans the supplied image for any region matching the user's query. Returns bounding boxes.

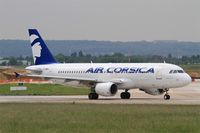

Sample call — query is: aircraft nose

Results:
[183,74,192,85]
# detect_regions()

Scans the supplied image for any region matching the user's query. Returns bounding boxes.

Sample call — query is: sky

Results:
[0,0,200,41]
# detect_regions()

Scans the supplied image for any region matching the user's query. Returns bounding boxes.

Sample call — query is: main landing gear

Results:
[163,89,170,100]
[88,86,99,100]
[120,89,131,99]
[88,92,99,100]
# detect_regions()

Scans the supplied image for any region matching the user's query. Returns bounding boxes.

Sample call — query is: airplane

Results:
[25,29,192,100]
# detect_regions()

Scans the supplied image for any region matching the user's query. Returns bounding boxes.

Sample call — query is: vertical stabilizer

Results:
[28,29,57,65]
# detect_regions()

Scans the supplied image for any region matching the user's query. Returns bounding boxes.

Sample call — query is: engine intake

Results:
[95,82,118,96]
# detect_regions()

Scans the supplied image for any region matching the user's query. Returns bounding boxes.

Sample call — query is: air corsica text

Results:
[86,67,154,74]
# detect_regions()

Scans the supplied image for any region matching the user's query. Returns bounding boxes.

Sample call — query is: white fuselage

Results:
[26,29,192,99]
[26,63,191,90]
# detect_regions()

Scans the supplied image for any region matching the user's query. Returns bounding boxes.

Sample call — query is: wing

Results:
[27,74,124,84]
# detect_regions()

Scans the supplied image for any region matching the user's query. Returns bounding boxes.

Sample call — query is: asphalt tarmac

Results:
[0,81,199,105]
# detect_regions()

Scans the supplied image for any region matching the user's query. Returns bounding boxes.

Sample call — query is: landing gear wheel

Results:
[88,93,99,100]
[164,94,170,100]
[120,92,131,99]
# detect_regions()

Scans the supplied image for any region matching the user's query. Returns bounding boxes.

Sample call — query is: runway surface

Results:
[0,81,200,105]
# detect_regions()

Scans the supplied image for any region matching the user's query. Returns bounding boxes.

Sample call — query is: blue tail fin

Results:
[28,29,57,65]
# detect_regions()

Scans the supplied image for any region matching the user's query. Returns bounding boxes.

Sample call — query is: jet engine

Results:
[139,88,165,95]
[95,82,118,96]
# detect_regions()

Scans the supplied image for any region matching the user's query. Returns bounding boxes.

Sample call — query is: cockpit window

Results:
[169,70,173,74]
[169,70,185,74]
[177,70,184,73]
[173,70,177,73]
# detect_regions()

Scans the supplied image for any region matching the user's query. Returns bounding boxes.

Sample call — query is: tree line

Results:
[1,51,200,66]
[55,52,200,65]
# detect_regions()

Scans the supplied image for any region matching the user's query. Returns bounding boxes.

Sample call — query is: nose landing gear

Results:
[164,94,170,100]
[163,88,170,100]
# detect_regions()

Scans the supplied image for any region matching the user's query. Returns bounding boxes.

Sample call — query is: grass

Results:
[181,64,200,71]
[0,84,89,95]
[0,104,200,133]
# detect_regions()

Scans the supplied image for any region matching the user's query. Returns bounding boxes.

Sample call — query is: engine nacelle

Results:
[139,88,165,95]
[95,82,118,96]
